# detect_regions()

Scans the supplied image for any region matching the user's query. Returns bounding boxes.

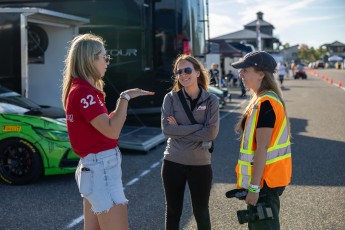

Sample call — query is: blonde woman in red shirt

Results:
[62,33,154,230]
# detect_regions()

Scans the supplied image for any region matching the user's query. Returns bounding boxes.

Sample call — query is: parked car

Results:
[315,60,324,68]
[0,85,79,185]
[208,85,230,108]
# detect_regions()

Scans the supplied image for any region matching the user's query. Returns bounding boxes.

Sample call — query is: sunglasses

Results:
[175,67,193,75]
[97,54,112,64]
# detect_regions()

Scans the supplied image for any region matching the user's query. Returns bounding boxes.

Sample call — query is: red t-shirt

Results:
[66,78,118,157]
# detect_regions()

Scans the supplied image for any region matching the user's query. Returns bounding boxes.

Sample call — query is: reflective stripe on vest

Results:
[237,90,291,188]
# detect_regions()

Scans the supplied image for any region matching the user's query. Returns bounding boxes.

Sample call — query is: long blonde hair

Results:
[235,68,289,133]
[171,54,209,92]
[62,33,105,109]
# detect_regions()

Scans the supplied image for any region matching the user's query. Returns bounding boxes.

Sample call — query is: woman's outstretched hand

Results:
[123,88,155,99]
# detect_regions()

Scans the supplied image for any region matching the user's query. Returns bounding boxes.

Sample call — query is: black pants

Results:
[161,160,212,230]
[278,75,284,85]
[240,80,246,96]
[248,183,285,230]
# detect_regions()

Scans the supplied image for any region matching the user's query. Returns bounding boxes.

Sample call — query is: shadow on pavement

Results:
[211,115,345,187]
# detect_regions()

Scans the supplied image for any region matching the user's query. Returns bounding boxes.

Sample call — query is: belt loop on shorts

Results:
[115,146,120,155]
[88,153,97,163]
[82,146,120,163]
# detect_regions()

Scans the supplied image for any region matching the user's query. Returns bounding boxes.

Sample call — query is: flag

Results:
[256,20,261,51]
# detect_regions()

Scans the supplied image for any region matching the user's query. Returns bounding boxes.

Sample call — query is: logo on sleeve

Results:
[67,114,74,122]
[97,95,104,107]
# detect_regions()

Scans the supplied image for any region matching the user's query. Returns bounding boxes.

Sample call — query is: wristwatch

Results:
[120,92,131,101]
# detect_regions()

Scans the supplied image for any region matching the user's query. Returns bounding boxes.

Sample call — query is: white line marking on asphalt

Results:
[331,83,345,91]
[65,97,248,229]
[150,161,161,168]
[126,178,140,186]
[65,215,84,229]
[66,158,164,229]
[220,99,248,120]
[139,169,151,177]
[309,70,345,91]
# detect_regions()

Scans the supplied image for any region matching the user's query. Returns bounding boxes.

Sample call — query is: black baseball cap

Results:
[232,51,277,73]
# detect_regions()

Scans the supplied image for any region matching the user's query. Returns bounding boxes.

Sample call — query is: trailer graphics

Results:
[0,0,207,115]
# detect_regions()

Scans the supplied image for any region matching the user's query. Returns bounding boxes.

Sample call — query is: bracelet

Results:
[248,184,260,193]
[120,92,130,101]
[249,184,260,189]
[116,98,129,107]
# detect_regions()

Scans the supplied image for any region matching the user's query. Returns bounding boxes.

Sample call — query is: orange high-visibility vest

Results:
[236,90,292,189]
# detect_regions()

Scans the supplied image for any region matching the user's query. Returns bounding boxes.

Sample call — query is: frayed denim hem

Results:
[92,200,129,215]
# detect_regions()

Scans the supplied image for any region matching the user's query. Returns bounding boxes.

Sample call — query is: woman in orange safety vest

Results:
[231,51,292,230]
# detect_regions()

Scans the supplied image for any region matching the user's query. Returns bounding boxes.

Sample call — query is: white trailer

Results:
[0,7,89,107]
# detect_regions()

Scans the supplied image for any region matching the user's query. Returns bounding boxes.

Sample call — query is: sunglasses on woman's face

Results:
[96,54,111,64]
[101,54,111,64]
[175,67,193,75]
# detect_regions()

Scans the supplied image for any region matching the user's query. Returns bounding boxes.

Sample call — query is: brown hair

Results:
[171,54,209,92]
[235,68,289,133]
[62,33,106,109]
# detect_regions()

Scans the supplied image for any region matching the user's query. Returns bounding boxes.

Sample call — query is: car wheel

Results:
[0,138,43,185]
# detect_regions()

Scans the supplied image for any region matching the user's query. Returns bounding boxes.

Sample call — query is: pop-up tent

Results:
[328,55,343,62]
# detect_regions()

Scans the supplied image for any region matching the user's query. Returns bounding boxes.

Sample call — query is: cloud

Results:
[208,0,345,47]
[209,13,241,38]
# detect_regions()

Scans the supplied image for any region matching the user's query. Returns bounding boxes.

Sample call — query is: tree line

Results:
[282,43,327,62]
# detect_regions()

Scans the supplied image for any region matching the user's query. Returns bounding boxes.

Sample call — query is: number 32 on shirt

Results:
[80,95,96,108]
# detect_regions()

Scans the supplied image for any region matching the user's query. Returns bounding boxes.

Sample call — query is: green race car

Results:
[0,86,79,185]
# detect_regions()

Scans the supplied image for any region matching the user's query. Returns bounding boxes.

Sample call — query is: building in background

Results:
[206,11,281,80]
[210,11,280,53]
[281,45,299,63]
[321,41,345,58]
[321,41,345,69]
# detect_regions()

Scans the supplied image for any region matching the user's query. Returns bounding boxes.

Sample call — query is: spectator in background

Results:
[277,62,288,88]
[227,64,240,88]
[225,69,233,87]
[239,77,247,98]
[290,60,295,78]
[296,63,304,72]
[230,60,246,97]
[209,63,219,86]
[285,61,290,78]
[232,72,239,87]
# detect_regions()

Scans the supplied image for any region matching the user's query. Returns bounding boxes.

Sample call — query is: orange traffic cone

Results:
[330,79,334,84]
[339,81,343,87]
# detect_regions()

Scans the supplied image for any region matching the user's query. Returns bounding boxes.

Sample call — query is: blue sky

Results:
[208,0,345,48]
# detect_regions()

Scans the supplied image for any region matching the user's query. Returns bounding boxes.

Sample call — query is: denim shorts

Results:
[75,147,128,214]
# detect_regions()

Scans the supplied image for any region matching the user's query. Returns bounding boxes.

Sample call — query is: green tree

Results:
[297,44,327,62]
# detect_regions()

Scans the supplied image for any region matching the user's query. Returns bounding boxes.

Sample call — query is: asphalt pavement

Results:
[1,68,345,230]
